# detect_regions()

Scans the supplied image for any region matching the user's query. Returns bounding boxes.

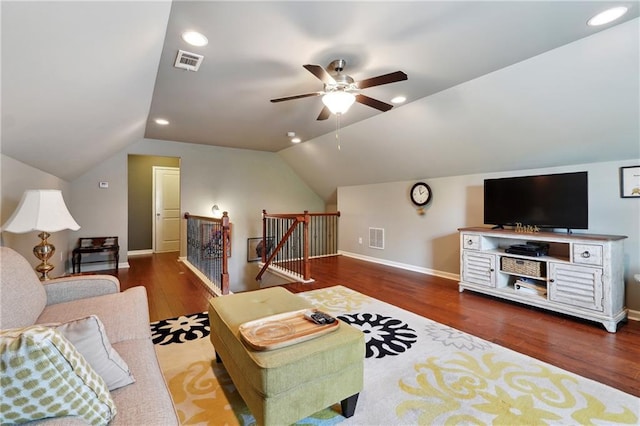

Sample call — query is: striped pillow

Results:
[54,315,135,390]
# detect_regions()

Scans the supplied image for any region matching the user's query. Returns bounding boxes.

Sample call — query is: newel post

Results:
[262,210,268,263]
[221,211,230,295]
[303,210,311,281]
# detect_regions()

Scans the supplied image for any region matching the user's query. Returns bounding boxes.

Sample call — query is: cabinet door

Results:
[462,252,496,287]
[548,263,603,311]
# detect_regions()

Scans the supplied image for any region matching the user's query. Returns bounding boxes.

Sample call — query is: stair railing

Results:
[256,210,340,282]
[183,212,230,295]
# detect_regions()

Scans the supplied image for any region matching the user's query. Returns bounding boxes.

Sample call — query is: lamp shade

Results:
[322,91,356,115]
[2,190,80,233]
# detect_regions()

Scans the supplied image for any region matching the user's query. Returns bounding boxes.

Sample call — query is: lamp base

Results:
[33,232,55,281]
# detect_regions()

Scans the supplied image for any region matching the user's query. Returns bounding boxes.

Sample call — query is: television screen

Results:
[484,171,588,230]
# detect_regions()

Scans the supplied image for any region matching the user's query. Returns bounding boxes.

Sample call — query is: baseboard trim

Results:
[67,261,130,274]
[338,251,460,282]
[178,257,231,296]
[258,262,315,284]
[339,251,639,323]
[128,249,153,256]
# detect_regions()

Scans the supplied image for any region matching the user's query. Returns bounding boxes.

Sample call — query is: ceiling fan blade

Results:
[270,92,323,103]
[303,64,336,85]
[316,106,331,121]
[356,71,408,89]
[355,94,394,112]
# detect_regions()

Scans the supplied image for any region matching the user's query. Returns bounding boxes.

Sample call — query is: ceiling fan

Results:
[270,59,408,120]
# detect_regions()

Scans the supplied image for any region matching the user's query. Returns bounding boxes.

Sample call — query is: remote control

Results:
[304,310,336,325]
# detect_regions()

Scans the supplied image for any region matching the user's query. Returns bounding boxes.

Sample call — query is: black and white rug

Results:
[152,285,639,425]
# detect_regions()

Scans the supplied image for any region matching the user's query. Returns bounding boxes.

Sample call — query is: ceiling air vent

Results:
[174,50,204,71]
[369,227,384,250]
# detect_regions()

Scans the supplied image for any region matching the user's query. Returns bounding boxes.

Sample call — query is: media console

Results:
[458,227,628,333]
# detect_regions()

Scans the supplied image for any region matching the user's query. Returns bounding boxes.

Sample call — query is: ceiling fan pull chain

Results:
[336,113,341,150]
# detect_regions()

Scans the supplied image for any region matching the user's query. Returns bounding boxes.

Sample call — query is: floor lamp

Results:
[2,189,80,280]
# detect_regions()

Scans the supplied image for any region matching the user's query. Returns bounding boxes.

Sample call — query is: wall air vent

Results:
[174,50,204,71]
[369,227,384,250]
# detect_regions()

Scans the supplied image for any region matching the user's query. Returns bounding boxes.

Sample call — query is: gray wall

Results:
[69,138,325,292]
[4,150,638,314]
[338,159,640,311]
[128,155,180,251]
[279,18,638,204]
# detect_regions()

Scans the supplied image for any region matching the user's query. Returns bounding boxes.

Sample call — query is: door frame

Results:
[152,166,181,253]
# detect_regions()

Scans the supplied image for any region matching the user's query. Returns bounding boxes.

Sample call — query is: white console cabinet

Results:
[458,227,627,332]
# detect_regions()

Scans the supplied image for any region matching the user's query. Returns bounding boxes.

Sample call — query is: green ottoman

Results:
[208,287,364,426]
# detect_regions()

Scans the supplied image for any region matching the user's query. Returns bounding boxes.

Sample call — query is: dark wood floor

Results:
[116,252,640,398]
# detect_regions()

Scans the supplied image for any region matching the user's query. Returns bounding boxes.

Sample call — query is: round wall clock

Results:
[410,182,432,206]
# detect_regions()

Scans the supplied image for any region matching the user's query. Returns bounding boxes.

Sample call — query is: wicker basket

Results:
[501,257,545,278]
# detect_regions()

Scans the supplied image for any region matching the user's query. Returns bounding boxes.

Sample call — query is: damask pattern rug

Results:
[151,285,639,425]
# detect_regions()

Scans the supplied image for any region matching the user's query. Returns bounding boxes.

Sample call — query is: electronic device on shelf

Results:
[505,242,549,257]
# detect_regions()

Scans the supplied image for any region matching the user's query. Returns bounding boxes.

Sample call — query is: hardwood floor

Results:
[117,252,212,322]
[115,252,640,398]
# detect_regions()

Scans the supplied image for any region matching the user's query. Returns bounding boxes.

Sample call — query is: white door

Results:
[153,167,180,253]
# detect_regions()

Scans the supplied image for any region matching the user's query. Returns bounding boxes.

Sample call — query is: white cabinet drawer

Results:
[462,234,480,250]
[573,244,603,266]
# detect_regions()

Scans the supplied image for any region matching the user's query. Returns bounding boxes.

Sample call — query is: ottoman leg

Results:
[341,393,359,418]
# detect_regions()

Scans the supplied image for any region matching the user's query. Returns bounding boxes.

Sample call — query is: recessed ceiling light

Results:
[154,118,169,125]
[291,137,301,144]
[391,96,406,104]
[587,6,628,26]
[181,31,208,47]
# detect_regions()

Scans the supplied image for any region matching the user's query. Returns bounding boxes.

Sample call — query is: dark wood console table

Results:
[72,237,119,273]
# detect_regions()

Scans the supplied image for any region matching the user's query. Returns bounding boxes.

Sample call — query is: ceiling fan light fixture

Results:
[322,91,356,115]
[587,6,628,26]
[391,96,406,104]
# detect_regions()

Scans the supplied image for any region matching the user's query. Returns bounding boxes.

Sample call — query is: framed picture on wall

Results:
[620,166,640,198]
[247,237,274,262]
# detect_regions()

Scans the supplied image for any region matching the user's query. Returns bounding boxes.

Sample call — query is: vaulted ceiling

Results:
[2,1,638,202]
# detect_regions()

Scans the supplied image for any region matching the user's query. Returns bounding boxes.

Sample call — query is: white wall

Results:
[338,159,640,310]
[0,154,75,276]
[69,138,324,292]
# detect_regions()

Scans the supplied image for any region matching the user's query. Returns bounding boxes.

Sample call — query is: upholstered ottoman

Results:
[208,287,364,426]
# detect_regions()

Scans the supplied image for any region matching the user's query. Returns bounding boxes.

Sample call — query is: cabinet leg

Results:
[603,321,618,333]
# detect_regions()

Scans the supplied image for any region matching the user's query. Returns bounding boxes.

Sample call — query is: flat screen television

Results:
[484,171,588,231]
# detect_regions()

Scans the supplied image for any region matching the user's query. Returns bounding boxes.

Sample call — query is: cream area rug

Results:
[151,285,639,425]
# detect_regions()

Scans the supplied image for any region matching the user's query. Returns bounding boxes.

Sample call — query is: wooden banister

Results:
[257,210,339,282]
[183,211,230,295]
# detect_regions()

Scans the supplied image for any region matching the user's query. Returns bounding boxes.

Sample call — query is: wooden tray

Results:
[239,309,339,351]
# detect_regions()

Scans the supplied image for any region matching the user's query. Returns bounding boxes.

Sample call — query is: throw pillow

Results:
[54,315,135,390]
[0,325,117,425]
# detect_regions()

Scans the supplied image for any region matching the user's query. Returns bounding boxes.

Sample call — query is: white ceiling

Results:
[2,1,639,201]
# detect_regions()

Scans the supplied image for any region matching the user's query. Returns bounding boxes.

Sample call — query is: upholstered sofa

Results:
[0,247,178,425]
